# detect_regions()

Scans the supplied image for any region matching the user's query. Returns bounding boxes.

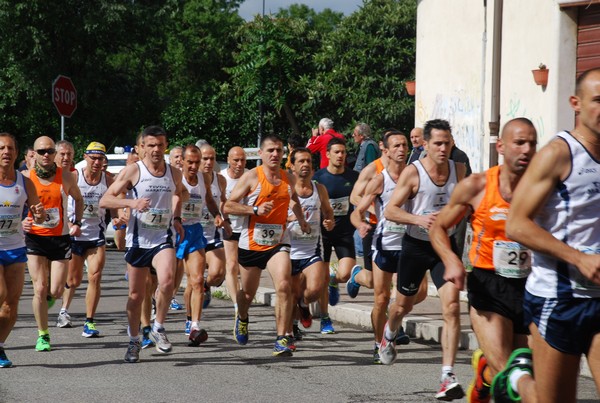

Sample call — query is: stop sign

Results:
[52,75,77,118]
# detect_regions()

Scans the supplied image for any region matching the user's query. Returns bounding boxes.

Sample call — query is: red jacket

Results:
[306,129,345,168]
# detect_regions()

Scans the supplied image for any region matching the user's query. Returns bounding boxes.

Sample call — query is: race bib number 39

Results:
[37,207,60,228]
[253,223,283,246]
[493,241,531,278]
[140,208,172,230]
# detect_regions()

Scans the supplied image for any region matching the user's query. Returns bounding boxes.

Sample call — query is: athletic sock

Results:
[152,321,164,332]
[384,326,396,340]
[509,368,529,394]
[38,329,49,337]
[86,317,93,323]
[60,308,68,314]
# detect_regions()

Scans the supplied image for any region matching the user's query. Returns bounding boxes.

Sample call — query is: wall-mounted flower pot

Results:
[532,69,549,86]
[405,80,416,96]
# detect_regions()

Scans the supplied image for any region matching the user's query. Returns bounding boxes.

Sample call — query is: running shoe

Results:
[124,339,141,363]
[467,349,491,403]
[82,321,100,338]
[293,324,305,341]
[436,372,465,401]
[169,297,183,311]
[298,303,312,329]
[35,334,51,352]
[151,328,172,353]
[0,348,12,368]
[47,295,56,309]
[272,337,293,357]
[345,265,362,298]
[395,326,410,345]
[286,336,297,352]
[185,319,191,335]
[203,284,211,309]
[328,273,340,306]
[188,328,208,347]
[141,326,155,349]
[320,316,335,334]
[491,348,533,403]
[234,316,249,345]
[379,323,397,365]
[56,311,72,328]
[373,346,381,365]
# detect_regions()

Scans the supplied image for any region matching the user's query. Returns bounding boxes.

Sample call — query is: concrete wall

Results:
[416,0,579,172]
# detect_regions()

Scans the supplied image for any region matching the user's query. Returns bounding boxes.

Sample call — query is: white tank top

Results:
[126,161,176,248]
[288,181,322,260]
[373,169,405,251]
[202,171,222,244]
[221,168,246,233]
[181,173,207,226]
[69,168,108,241]
[0,171,28,250]
[527,131,600,298]
[405,160,458,241]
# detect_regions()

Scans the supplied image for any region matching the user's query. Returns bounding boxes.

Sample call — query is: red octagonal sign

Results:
[52,75,77,118]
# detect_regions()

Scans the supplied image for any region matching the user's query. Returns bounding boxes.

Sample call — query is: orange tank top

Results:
[29,167,69,236]
[367,158,385,225]
[240,166,291,251]
[469,165,510,270]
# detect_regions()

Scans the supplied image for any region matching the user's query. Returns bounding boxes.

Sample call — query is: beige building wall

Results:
[415,0,579,172]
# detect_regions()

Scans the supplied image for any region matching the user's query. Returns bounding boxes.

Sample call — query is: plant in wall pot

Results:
[532,63,549,86]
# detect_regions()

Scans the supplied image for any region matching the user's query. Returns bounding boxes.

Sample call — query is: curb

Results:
[211,284,592,378]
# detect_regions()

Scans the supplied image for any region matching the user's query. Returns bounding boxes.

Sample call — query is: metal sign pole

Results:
[61,116,65,140]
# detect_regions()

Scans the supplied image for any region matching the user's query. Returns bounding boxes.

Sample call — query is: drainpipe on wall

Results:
[489,0,503,167]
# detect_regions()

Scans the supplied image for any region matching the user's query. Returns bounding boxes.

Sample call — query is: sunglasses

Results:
[36,148,56,155]
[87,155,105,162]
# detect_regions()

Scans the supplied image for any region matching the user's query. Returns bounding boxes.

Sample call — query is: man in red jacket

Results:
[307,118,345,168]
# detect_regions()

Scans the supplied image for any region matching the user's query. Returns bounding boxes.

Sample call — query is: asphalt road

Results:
[1,249,598,402]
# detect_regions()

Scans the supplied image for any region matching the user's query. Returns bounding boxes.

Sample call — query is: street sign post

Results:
[52,75,77,140]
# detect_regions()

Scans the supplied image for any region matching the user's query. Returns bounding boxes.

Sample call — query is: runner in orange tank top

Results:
[22,136,83,352]
[430,118,537,402]
[224,134,310,357]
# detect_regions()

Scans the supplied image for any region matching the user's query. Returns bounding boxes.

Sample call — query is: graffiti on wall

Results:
[506,94,546,141]
[417,91,483,172]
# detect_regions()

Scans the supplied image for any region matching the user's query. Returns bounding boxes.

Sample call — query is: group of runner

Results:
[1,68,600,402]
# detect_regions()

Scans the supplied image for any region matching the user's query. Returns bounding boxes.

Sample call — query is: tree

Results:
[305,0,417,140]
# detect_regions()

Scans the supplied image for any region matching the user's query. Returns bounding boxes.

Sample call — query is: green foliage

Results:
[307,0,417,139]
[0,0,417,158]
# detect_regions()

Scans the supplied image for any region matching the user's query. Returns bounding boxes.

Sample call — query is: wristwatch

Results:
[253,206,259,216]
[71,219,82,227]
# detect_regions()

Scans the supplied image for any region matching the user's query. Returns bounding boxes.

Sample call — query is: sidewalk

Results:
[208,259,592,377]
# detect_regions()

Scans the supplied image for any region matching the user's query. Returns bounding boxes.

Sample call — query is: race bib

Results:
[199,206,215,231]
[253,223,283,246]
[290,221,318,241]
[37,207,60,228]
[182,197,202,220]
[417,209,436,235]
[0,214,19,237]
[493,241,531,278]
[330,196,350,217]
[140,208,172,230]
[82,197,100,219]
[384,222,406,236]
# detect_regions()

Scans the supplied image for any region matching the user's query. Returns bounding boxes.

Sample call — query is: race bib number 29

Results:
[493,241,531,278]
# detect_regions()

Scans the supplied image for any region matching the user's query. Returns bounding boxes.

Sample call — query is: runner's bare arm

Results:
[317,183,335,231]
[507,140,600,285]
[23,176,46,224]
[384,165,427,226]
[431,173,485,290]
[351,174,383,237]
[100,163,148,211]
[223,169,257,215]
